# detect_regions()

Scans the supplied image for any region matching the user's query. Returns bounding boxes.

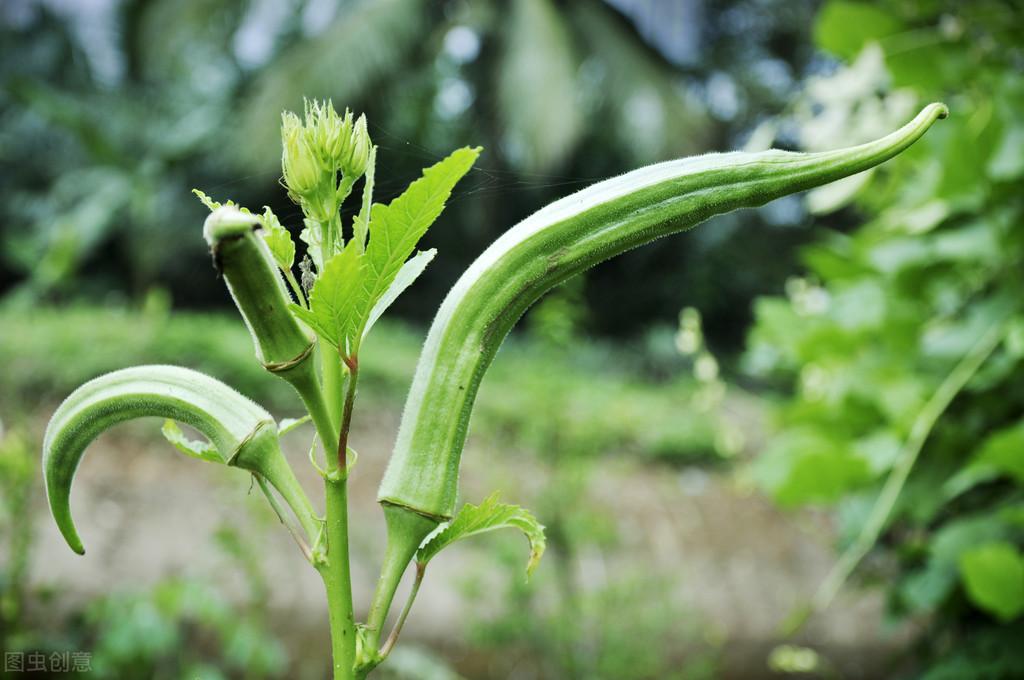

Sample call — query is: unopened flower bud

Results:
[345,114,371,178]
[281,112,322,201]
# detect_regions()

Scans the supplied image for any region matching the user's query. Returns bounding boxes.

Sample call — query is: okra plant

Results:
[42,100,946,678]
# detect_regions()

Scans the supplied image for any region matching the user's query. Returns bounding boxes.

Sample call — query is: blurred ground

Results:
[24,404,911,679]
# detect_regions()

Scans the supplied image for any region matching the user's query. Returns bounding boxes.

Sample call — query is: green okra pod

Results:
[43,365,318,554]
[204,206,337,444]
[378,103,949,522]
[204,206,314,373]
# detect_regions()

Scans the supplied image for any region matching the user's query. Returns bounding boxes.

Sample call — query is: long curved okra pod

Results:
[43,365,319,554]
[376,104,948,558]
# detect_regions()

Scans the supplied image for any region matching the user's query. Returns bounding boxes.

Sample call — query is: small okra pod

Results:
[204,207,337,443]
[204,206,313,373]
[378,104,948,523]
[43,365,318,554]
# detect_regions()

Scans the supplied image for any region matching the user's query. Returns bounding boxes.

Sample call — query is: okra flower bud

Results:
[378,104,949,524]
[281,111,323,203]
[343,114,371,179]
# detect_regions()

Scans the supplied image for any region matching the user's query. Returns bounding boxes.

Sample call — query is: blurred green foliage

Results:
[0,0,823,346]
[0,426,35,654]
[743,0,1024,676]
[80,576,287,680]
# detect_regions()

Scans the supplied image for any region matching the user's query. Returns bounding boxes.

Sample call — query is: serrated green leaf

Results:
[193,188,221,211]
[352,146,377,253]
[260,206,295,271]
[295,148,478,355]
[959,542,1024,622]
[359,147,479,316]
[161,419,222,463]
[192,188,251,215]
[363,249,435,340]
[290,241,364,353]
[416,492,545,578]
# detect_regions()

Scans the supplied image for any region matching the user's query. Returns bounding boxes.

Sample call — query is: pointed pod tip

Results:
[55,514,86,554]
[63,529,85,555]
[931,102,950,120]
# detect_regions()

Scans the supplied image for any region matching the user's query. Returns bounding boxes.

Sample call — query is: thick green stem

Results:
[318,344,358,678]
[321,347,344,435]
[285,357,338,459]
[321,478,356,680]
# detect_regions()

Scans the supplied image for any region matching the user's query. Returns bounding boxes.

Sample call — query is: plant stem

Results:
[283,267,307,309]
[318,347,359,679]
[380,562,425,658]
[322,345,344,434]
[322,477,356,679]
[338,356,359,470]
[812,318,1006,613]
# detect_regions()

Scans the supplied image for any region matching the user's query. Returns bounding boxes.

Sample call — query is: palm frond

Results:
[497,0,584,172]
[571,0,709,162]
[235,0,426,171]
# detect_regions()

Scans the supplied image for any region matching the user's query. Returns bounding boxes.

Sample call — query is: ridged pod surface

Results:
[203,206,314,372]
[379,103,949,521]
[42,365,316,554]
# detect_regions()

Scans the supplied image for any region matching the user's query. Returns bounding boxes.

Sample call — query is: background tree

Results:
[1,0,821,346]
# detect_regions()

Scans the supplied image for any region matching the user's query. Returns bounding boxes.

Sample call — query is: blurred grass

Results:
[0,305,719,462]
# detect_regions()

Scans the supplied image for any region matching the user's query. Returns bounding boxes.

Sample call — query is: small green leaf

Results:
[293,149,478,355]
[278,415,311,436]
[192,188,251,215]
[260,206,295,271]
[976,422,1024,484]
[193,188,221,211]
[362,249,435,340]
[290,241,363,353]
[416,492,545,578]
[352,146,377,253]
[959,542,1024,622]
[161,419,222,463]
[360,147,479,317]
